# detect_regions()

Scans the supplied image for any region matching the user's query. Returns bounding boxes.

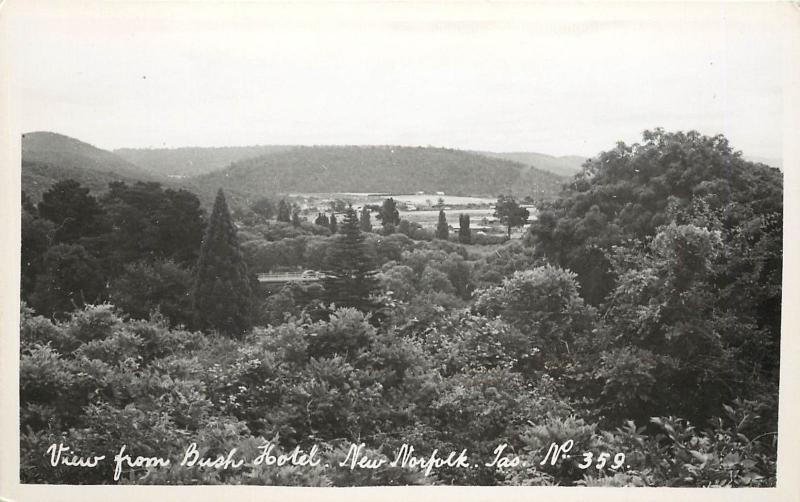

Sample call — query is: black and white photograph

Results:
[1,1,798,500]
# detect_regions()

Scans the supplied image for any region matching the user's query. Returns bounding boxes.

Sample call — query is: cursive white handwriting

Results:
[113,445,170,481]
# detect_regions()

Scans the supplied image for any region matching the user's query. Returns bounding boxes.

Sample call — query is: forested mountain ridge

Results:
[21,132,161,200]
[190,145,566,199]
[23,132,156,180]
[25,133,568,202]
[114,145,297,177]
[116,144,589,179]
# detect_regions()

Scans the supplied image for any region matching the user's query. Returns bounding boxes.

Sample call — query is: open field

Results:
[398,208,496,226]
[291,192,496,209]
[293,192,536,236]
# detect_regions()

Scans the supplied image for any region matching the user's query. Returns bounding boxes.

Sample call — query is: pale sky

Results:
[3,1,795,160]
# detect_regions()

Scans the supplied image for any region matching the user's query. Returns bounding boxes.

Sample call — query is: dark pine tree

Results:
[435,209,449,240]
[291,210,302,227]
[360,207,372,232]
[322,206,378,310]
[277,199,291,222]
[329,214,338,234]
[458,213,471,244]
[191,189,253,337]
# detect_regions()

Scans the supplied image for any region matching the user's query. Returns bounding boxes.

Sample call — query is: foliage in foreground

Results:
[20,294,776,486]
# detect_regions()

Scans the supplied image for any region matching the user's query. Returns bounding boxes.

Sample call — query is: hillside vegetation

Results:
[117,145,588,179]
[114,145,296,177]
[477,151,587,177]
[192,145,566,199]
[24,134,568,205]
[21,132,159,199]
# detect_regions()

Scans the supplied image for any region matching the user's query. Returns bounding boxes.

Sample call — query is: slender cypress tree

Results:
[291,210,301,227]
[360,207,372,232]
[322,206,378,310]
[435,209,449,240]
[329,213,338,234]
[191,189,253,337]
[458,213,471,244]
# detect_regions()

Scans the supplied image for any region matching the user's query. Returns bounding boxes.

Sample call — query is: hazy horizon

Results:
[6,2,793,162]
[23,129,786,170]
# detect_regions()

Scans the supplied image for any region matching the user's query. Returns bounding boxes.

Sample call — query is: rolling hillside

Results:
[21,132,160,199]
[21,133,571,206]
[476,151,587,177]
[116,144,589,179]
[191,146,567,200]
[114,145,297,177]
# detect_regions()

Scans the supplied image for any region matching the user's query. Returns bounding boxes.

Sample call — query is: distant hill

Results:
[21,134,570,206]
[115,145,590,179]
[21,160,151,202]
[476,151,587,177]
[191,145,566,200]
[22,132,160,200]
[115,145,297,177]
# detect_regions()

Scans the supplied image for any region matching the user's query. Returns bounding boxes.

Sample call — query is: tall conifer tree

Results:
[191,189,253,337]
[435,209,449,240]
[360,207,372,232]
[323,206,378,310]
[458,213,471,244]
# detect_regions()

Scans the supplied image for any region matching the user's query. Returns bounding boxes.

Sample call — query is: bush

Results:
[109,260,194,327]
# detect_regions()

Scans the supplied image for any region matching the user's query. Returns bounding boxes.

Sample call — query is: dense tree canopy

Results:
[21,206,54,295]
[22,180,205,317]
[101,181,205,268]
[526,129,782,306]
[37,179,107,243]
[109,259,194,327]
[29,244,106,316]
